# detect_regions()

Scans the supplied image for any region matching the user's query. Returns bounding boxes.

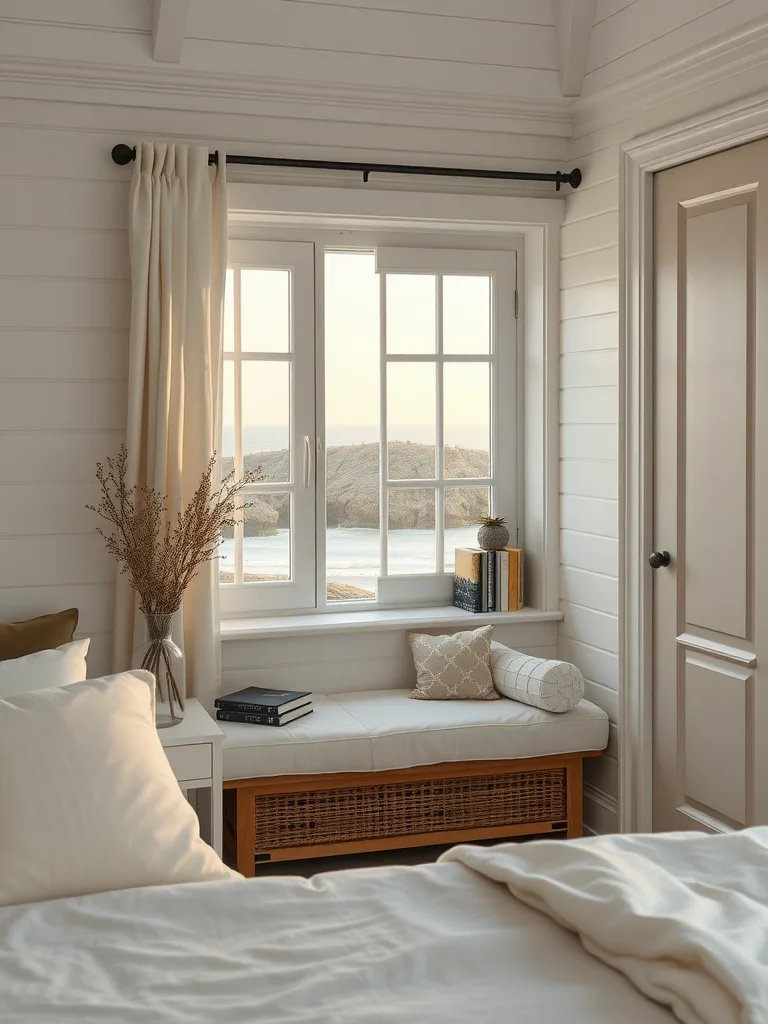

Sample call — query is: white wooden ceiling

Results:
[0,0,763,106]
[0,0,564,100]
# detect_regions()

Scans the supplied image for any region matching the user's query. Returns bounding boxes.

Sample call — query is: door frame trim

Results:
[620,92,768,833]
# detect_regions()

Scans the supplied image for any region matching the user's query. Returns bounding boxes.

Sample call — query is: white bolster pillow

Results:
[490,642,584,713]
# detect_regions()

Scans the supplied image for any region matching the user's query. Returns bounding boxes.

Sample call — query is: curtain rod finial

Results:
[112,143,136,166]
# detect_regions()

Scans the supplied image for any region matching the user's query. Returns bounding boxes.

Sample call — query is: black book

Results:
[216,705,313,728]
[215,685,311,716]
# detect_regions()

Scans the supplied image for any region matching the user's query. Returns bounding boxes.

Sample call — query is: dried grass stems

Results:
[88,444,259,621]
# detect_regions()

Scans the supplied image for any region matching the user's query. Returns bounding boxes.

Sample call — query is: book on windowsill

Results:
[453,546,524,613]
[505,547,524,611]
[215,685,312,716]
[453,547,483,612]
[216,704,313,728]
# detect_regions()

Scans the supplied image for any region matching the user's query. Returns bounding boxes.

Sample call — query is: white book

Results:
[498,550,509,612]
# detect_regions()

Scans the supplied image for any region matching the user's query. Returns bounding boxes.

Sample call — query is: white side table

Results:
[159,699,223,857]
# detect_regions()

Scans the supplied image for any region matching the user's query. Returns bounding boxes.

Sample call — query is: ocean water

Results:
[218,525,480,579]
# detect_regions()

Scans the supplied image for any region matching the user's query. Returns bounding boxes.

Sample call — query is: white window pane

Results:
[239,493,290,581]
[222,360,235,460]
[388,488,436,574]
[325,251,380,602]
[444,487,490,573]
[241,268,290,352]
[443,275,491,354]
[386,274,436,353]
[325,251,380,448]
[218,534,237,584]
[444,362,490,478]
[224,269,235,352]
[387,362,436,479]
[326,525,378,603]
[242,362,289,481]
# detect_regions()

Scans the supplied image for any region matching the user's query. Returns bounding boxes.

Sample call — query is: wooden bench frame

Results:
[224,751,600,877]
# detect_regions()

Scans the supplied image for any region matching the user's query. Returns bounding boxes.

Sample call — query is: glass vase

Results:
[133,612,185,729]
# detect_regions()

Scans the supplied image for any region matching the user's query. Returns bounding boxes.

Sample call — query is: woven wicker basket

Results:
[254,767,565,850]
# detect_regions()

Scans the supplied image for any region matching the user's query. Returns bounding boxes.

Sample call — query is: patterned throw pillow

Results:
[407,625,498,700]
[490,642,584,713]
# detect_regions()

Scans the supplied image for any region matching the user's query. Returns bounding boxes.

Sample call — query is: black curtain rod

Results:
[111,143,582,191]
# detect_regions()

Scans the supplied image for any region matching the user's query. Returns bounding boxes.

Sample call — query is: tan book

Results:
[504,547,524,610]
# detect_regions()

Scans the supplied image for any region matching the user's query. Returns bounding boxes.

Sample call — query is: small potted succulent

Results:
[476,515,510,551]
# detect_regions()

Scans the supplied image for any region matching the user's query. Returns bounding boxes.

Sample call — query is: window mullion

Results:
[233,269,244,586]
[435,274,445,573]
[379,272,388,577]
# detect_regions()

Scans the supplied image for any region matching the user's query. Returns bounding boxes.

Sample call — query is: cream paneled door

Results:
[653,138,768,833]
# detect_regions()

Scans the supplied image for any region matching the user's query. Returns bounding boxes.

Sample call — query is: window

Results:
[220,238,518,617]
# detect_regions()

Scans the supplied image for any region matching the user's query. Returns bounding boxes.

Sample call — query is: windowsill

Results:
[220,605,563,641]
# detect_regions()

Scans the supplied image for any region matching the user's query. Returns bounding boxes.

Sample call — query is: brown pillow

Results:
[408,625,498,700]
[0,609,79,662]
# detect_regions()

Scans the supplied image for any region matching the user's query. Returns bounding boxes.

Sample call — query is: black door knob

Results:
[649,550,671,569]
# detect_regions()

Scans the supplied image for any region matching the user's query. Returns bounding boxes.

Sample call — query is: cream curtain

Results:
[114,142,227,710]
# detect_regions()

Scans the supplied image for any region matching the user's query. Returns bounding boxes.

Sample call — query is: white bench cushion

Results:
[221,695,371,781]
[330,690,608,771]
[221,688,609,780]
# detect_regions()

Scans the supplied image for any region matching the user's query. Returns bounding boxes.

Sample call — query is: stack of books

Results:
[453,547,524,613]
[214,686,313,727]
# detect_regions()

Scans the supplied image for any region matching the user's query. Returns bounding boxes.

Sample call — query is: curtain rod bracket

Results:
[110,144,582,190]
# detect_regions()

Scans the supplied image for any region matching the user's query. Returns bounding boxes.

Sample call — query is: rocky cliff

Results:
[221,442,488,536]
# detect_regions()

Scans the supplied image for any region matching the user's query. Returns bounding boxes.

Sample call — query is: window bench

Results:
[221,683,609,876]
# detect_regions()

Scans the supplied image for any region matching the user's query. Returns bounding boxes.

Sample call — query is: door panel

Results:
[684,204,749,639]
[653,139,768,834]
[683,653,750,829]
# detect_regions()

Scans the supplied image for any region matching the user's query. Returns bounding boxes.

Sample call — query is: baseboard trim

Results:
[583,782,618,816]
[583,783,619,836]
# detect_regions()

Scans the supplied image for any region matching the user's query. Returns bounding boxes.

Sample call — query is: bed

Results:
[0,854,674,1023]
[3,826,768,1024]
[0,657,764,1024]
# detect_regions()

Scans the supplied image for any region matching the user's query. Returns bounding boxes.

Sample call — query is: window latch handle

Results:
[303,435,312,488]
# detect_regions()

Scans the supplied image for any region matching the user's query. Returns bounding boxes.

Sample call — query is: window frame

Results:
[220,227,524,619]
[221,240,317,617]
[373,245,517,583]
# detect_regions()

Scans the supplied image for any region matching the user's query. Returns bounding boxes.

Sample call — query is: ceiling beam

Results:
[152,0,190,63]
[554,0,597,98]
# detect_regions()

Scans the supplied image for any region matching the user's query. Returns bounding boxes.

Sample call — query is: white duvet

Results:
[0,854,672,1023]
[1,828,766,1023]
[443,828,768,1024]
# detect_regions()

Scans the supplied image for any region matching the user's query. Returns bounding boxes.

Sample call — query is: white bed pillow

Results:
[490,642,584,713]
[0,670,238,907]
[0,638,90,698]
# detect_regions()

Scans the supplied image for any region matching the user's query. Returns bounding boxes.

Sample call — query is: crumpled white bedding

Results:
[443,828,768,1024]
[0,856,674,1023]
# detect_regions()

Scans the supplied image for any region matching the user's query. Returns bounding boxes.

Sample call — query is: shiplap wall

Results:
[0,1,569,680]
[558,138,620,834]
[222,621,558,696]
[561,13,768,833]
[586,0,768,93]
